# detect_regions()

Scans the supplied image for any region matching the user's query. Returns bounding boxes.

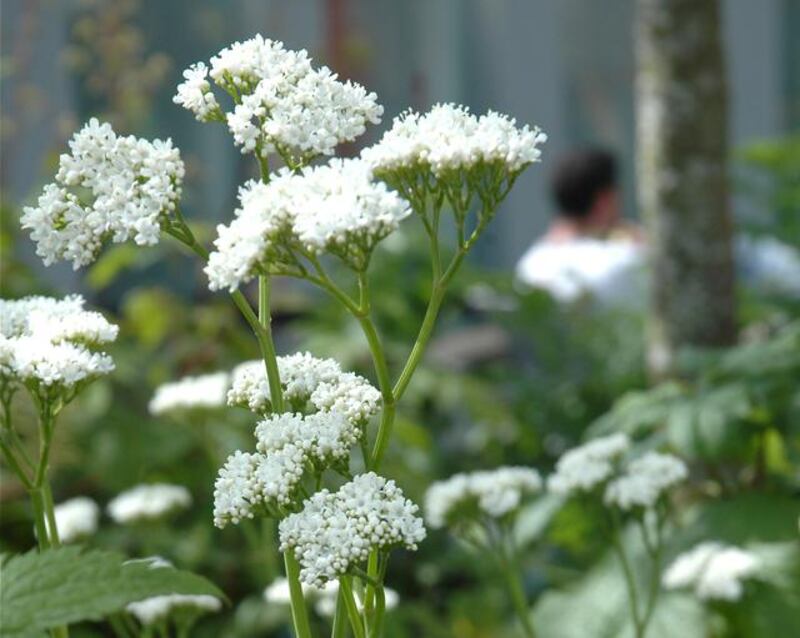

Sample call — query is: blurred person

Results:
[515,148,800,305]
[515,148,646,305]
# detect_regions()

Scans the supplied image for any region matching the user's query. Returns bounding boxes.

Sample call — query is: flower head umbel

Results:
[227,352,380,423]
[108,484,192,524]
[604,451,688,511]
[0,295,117,399]
[22,119,184,269]
[663,542,761,602]
[149,372,231,415]
[175,35,382,163]
[205,159,411,291]
[279,472,426,586]
[547,433,631,496]
[213,409,363,527]
[425,467,542,529]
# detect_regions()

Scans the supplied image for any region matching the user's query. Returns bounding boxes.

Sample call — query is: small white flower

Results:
[663,542,760,601]
[604,451,687,510]
[547,433,630,496]
[149,372,230,415]
[22,119,184,269]
[279,472,426,586]
[425,467,542,528]
[172,62,221,122]
[48,497,100,543]
[107,484,192,524]
[213,451,263,527]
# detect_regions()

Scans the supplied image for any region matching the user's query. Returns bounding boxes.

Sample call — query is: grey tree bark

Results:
[635,0,737,377]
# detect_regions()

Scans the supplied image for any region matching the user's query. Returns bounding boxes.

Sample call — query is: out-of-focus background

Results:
[2,1,799,637]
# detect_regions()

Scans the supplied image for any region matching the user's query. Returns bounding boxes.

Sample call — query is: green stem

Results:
[258,275,284,412]
[42,480,61,547]
[331,588,349,638]
[363,549,379,623]
[339,576,366,638]
[358,314,395,471]
[367,585,385,638]
[501,561,536,638]
[391,283,446,401]
[29,487,50,549]
[612,526,643,637]
[1,438,32,489]
[283,552,313,638]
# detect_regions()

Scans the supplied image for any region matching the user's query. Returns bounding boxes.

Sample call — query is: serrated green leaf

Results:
[0,546,225,635]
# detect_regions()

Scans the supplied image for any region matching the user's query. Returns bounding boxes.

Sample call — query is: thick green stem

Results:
[367,585,385,638]
[331,587,349,638]
[42,480,61,547]
[612,528,644,638]
[29,487,50,549]
[501,561,536,638]
[363,549,379,625]
[284,552,313,638]
[339,576,366,638]
[358,315,395,471]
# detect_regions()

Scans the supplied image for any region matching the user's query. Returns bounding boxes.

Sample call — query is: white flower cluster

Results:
[172,62,221,122]
[107,484,192,524]
[547,433,631,496]
[228,352,380,424]
[176,35,382,159]
[279,472,426,586]
[49,496,100,543]
[205,159,411,291]
[425,467,542,529]
[263,577,399,618]
[149,371,230,415]
[127,594,222,625]
[362,103,547,176]
[548,435,687,511]
[0,295,117,390]
[213,410,361,527]
[604,451,688,510]
[21,119,184,268]
[662,542,760,601]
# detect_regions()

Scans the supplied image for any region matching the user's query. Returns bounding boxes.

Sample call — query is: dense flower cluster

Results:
[547,433,631,496]
[604,452,688,510]
[279,472,426,586]
[21,119,184,268]
[149,372,231,415]
[228,352,380,423]
[50,496,100,543]
[362,103,546,176]
[175,35,382,160]
[107,484,192,524]
[425,466,542,529]
[205,159,411,291]
[0,295,117,391]
[662,542,760,601]
[126,559,221,625]
[213,409,361,527]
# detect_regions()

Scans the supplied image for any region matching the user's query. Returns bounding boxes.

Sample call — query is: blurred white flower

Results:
[21,119,184,269]
[149,372,230,415]
[127,594,221,625]
[108,484,192,524]
[48,497,100,543]
[604,451,687,510]
[425,467,542,529]
[547,433,630,496]
[663,542,760,601]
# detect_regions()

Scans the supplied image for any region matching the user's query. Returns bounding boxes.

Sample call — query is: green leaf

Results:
[0,546,225,636]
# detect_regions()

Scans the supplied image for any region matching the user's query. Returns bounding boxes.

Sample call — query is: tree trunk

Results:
[635,0,737,378]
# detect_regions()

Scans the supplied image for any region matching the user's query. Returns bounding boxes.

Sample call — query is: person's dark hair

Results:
[551,149,617,219]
